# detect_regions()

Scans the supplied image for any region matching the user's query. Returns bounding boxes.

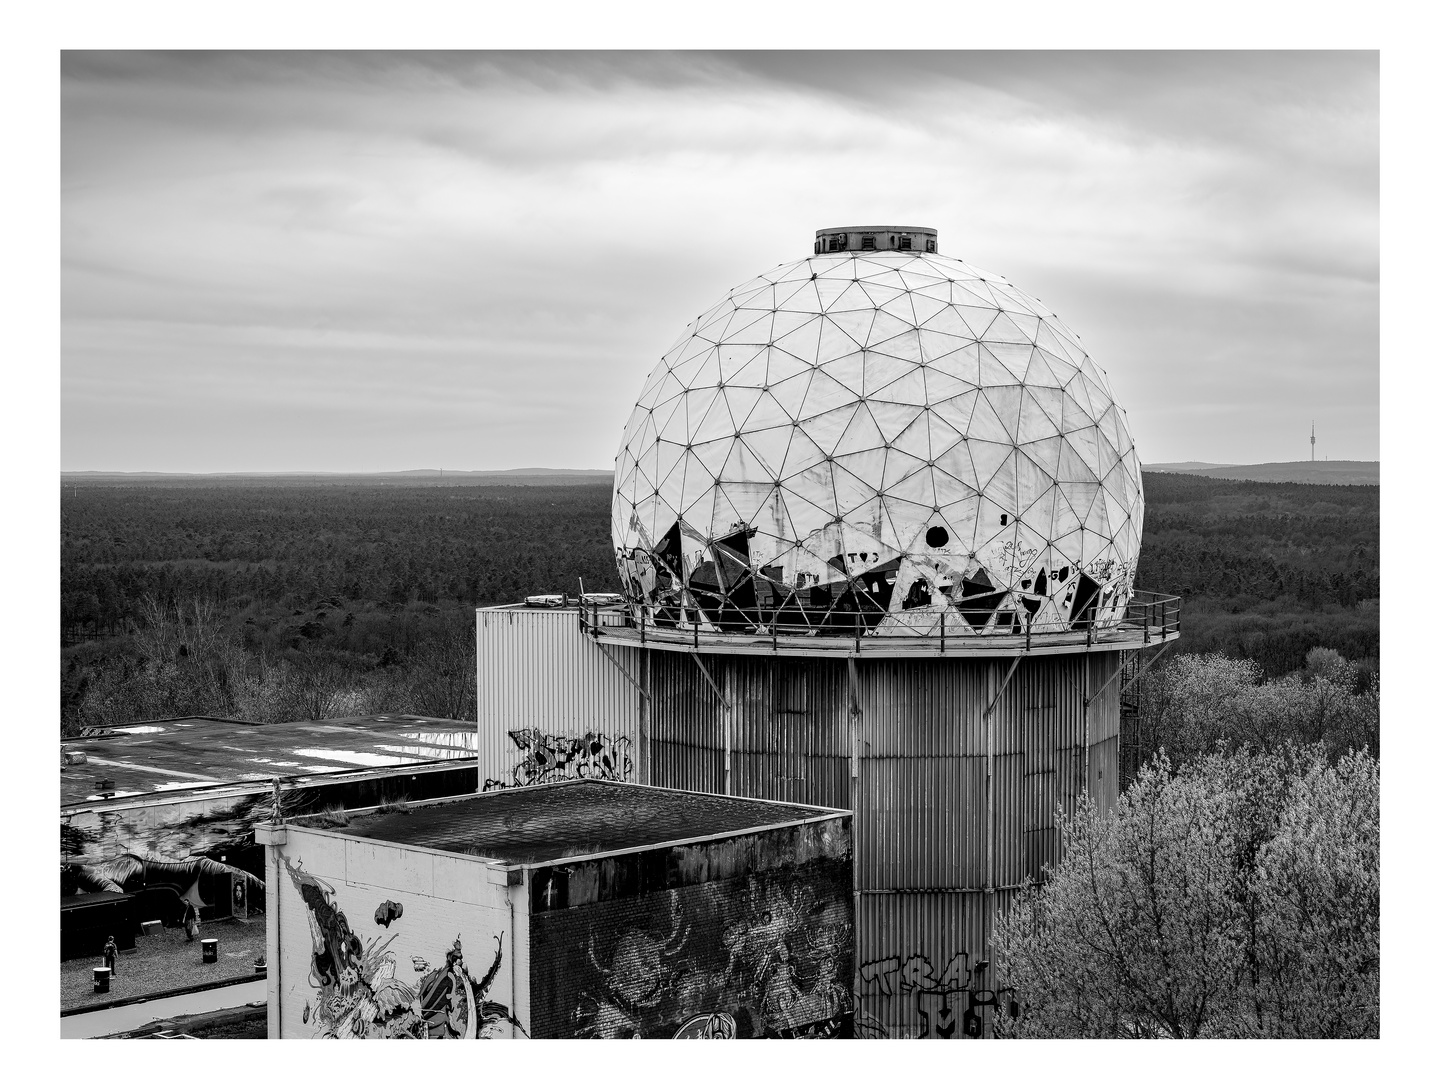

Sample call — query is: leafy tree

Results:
[992,746,1379,1038]
[1124,652,1378,783]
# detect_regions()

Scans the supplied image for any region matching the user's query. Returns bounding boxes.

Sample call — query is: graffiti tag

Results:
[484,729,634,791]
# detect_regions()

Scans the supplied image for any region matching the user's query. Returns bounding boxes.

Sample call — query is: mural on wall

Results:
[483,729,634,791]
[62,767,478,900]
[859,950,973,1039]
[61,851,264,928]
[281,856,525,1039]
[532,861,855,1039]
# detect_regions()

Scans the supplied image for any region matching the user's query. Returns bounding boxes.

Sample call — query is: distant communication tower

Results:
[1311,422,1316,462]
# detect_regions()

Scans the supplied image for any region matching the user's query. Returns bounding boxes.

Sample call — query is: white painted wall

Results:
[268,826,527,1039]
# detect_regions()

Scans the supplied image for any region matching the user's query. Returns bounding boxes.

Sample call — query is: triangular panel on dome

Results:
[981,311,1036,346]
[869,365,929,407]
[770,316,823,365]
[717,344,769,386]
[1077,370,1113,415]
[965,392,1015,446]
[799,371,860,423]
[684,349,726,391]
[804,401,861,457]
[977,345,1021,389]
[819,349,866,395]
[829,443,886,496]
[780,427,828,478]
[723,309,776,348]
[687,438,733,486]
[694,306,741,345]
[876,463,932,512]
[856,350,914,394]
[1003,310,1042,342]
[680,478,717,532]
[1018,435,1064,480]
[1060,390,1097,433]
[740,391,797,435]
[928,344,982,387]
[977,449,1018,515]
[981,384,1024,443]
[932,437,982,494]
[987,342,1033,382]
[766,370,813,420]
[692,393,743,444]
[831,461,884,517]
[932,492,982,551]
[1056,440,1100,484]
[879,492,933,552]
[1067,423,1102,474]
[896,268,948,292]
[914,359,972,403]
[721,438,773,486]
[1014,451,1054,519]
[655,454,690,521]
[776,279,826,315]
[718,385,765,431]
[823,309,876,353]
[868,328,923,363]
[728,281,776,309]
[786,463,840,523]
[832,404,888,458]
[920,306,979,343]
[868,399,925,445]
[923,411,967,460]
[742,424,793,476]
[1017,387,1064,443]
[826,280,878,313]
[886,411,933,464]
[816,276,858,310]
[909,291,951,326]
[865,309,917,350]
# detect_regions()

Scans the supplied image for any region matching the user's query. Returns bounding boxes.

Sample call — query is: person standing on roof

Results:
[102,936,119,973]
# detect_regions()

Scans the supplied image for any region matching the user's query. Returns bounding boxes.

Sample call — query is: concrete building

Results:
[258,780,854,1039]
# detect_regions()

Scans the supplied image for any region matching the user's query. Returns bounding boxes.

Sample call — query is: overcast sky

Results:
[61,50,1378,472]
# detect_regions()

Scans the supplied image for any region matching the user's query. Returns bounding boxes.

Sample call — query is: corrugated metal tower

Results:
[479,225,1178,1039]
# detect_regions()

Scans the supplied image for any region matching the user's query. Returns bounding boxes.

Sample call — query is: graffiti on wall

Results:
[483,729,634,791]
[536,868,853,1039]
[859,951,972,1039]
[281,856,524,1039]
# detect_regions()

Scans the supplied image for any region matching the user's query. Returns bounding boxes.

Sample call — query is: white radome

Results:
[611,227,1144,638]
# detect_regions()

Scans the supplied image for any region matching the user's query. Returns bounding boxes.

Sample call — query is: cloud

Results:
[62,50,1377,471]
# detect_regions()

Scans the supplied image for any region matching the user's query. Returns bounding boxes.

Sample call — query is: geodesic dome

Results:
[611,226,1144,638]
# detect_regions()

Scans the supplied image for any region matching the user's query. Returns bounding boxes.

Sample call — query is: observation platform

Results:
[578,591,1180,659]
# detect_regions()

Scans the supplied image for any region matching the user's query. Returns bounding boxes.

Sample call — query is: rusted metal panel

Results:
[475,607,642,790]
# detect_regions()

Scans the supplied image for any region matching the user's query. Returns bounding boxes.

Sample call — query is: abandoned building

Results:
[474,225,1178,1038]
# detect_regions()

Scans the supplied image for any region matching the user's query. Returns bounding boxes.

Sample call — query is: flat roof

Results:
[61,714,475,807]
[306,780,846,866]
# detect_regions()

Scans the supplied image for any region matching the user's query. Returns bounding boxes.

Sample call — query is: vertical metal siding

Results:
[475,608,643,789]
[638,645,1128,1037]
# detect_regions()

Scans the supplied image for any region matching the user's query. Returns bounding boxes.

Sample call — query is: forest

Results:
[59,470,1379,734]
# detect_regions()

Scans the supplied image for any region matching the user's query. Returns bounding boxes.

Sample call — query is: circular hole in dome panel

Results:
[925,525,949,548]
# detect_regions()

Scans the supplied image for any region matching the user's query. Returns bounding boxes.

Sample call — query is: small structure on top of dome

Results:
[611,225,1144,640]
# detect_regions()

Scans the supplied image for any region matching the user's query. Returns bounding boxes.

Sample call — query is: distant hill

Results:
[1142,460,1378,486]
[62,468,616,487]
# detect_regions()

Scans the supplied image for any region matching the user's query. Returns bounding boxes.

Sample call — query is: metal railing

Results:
[1120,590,1182,643]
[580,590,1181,653]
